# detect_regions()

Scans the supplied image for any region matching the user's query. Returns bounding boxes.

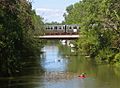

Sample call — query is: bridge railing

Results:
[44,32,79,35]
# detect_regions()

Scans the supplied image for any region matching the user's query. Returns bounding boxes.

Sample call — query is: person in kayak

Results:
[78,73,86,78]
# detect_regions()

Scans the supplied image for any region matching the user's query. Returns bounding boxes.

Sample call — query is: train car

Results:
[45,24,80,35]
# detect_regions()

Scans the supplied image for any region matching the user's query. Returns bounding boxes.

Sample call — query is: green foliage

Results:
[0,0,44,76]
[64,0,120,65]
[31,11,44,35]
[114,53,120,63]
[114,53,120,67]
[96,48,114,64]
[66,4,73,13]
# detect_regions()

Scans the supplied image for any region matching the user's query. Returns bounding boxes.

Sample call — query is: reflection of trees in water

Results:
[67,56,99,77]
[0,75,43,88]
[58,43,78,60]
[19,57,44,76]
[44,72,77,82]
[0,75,44,88]
[0,57,44,88]
[57,42,98,73]
[114,67,120,78]
[58,44,72,59]
[92,65,120,88]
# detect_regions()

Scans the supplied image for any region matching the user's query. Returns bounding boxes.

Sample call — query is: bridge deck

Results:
[36,35,79,39]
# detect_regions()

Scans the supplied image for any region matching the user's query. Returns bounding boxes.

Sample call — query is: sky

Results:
[32,0,80,23]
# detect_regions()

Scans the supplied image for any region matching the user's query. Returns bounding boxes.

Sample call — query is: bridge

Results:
[36,24,80,39]
[36,35,79,39]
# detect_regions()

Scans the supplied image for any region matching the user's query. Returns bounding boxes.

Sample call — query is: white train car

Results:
[45,24,80,35]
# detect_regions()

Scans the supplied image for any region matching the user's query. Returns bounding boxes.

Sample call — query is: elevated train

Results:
[45,24,80,35]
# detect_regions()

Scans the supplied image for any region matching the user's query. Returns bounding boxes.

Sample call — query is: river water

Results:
[0,45,120,88]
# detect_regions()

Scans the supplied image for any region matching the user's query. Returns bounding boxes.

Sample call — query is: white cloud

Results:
[36,8,53,12]
[34,8,66,22]
[36,8,62,12]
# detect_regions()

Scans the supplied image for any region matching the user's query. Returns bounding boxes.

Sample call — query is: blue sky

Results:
[32,0,80,23]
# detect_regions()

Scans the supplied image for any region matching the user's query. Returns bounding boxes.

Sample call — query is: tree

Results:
[0,0,44,76]
[64,0,120,65]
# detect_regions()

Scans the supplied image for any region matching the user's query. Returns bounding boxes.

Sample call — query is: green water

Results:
[0,45,120,88]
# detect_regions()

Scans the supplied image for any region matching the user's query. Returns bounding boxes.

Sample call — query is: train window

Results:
[54,26,57,30]
[48,27,50,29]
[59,27,61,29]
[69,26,72,29]
[51,27,53,29]
[73,26,77,29]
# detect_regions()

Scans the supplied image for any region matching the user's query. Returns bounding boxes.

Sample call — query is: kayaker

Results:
[78,73,86,78]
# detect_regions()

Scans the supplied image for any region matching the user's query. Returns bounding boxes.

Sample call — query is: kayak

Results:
[78,75,86,79]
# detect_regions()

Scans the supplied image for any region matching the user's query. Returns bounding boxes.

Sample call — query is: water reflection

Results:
[41,46,68,72]
[0,45,120,88]
[41,45,120,88]
[0,57,44,88]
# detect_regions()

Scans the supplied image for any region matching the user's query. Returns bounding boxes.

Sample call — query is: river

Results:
[0,45,120,88]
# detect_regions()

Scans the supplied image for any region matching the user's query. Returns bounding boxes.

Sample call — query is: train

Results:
[44,24,80,35]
